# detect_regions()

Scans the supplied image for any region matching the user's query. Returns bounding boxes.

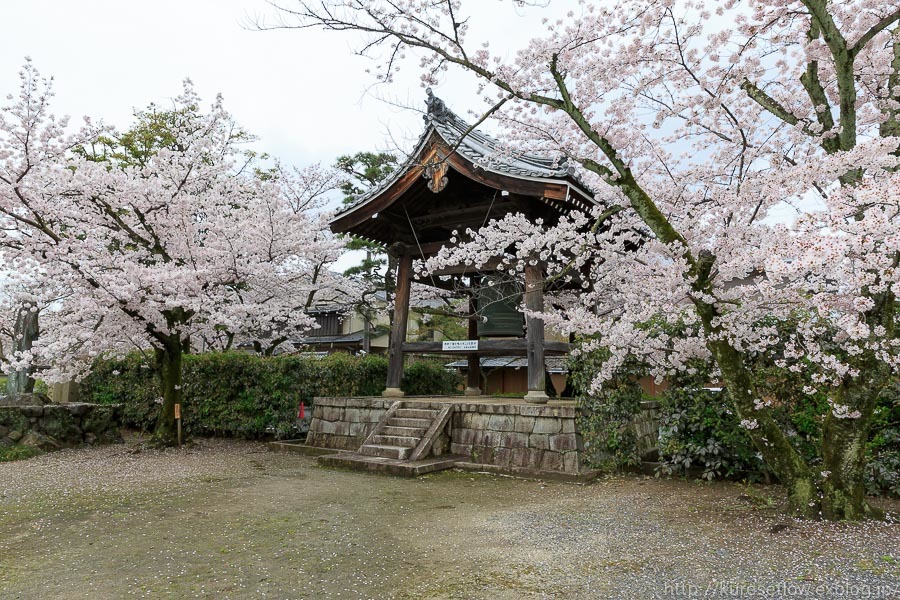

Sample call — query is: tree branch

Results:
[850,8,900,57]
[800,22,839,154]
[741,80,801,128]
[546,54,691,258]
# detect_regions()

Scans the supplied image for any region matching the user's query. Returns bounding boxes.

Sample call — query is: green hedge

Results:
[0,445,43,462]
[81,352,460,439]
[401,361,463,396]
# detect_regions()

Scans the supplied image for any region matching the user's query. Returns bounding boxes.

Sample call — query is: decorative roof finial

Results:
[424,87,451,123]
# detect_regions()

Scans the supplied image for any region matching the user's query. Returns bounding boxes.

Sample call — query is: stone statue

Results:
[5,304,38,399]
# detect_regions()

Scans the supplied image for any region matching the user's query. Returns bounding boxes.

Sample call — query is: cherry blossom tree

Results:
[0,62,352,445]
[273,0,899,519]
[0,60,98,399]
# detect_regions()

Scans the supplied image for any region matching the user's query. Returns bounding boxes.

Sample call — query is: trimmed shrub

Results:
[80,352,462,440]
[567,327,899,495]
[0,446,42,462]
[654,364,816,482]
[401,361,462,396]
[656,386,766,481]
[80,353,166,432]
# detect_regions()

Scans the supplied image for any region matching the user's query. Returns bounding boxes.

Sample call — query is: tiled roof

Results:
[334,89,594,218]
[444,355,569,374]
[430,109,578,180]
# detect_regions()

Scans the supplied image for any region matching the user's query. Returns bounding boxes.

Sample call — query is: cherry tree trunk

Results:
[152,338,184,447]
[709,339,819,517]
[819,372,885,520]
[712,337,883,519]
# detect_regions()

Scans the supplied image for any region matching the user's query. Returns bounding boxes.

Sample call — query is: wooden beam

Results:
[428,258,503,276]
[402,240,447,256]
[400,339,570,355]
[466,293,481,396]
[354,216,406,246]
[409,274,459,292]
[408,201,519,229]
[384,253,413,397]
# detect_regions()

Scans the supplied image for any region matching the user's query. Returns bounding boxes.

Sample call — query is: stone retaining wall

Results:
[0,403,123,450]
[449,403,583,473]
[306,397,393,450]
[307,397,587,475]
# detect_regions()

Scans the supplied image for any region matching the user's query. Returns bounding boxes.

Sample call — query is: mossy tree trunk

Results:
[697,304,820,517]
[153,338,183,446]
[819,377,882,520]
[150,308,192,447]
[152,336,184,447]
[817,283,895,519]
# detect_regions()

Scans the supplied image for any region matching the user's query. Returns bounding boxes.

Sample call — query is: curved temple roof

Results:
[331,90,596,241]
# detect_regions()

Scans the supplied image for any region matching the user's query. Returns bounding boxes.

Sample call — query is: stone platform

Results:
[305,396,593,479]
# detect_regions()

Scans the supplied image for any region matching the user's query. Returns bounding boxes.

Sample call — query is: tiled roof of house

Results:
[292,331,366,346]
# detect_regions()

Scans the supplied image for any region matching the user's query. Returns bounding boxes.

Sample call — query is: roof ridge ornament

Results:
[424,87,451,123]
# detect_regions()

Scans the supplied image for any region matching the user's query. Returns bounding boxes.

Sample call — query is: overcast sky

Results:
[0,1,583,274]
[0,1,569,169]
[0,0,806,276]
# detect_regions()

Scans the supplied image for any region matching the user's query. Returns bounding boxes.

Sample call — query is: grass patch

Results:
[0,446,43,463]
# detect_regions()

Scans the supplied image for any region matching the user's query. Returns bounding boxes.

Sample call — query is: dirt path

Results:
[0,438,897,599]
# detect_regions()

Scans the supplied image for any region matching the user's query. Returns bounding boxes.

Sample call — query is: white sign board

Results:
[442,340,479,352]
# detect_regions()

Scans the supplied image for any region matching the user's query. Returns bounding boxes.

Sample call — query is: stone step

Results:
[395,408,439,420]
[387,417,432,429]
[359,444,411,460]
[318,453,463,477]
[382,425,428,438]
[372,434,420,448]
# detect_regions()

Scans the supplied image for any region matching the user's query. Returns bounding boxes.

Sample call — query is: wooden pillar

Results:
[465,292,482,396]
[362,249,373,354]
[384,252,412,397]
[524,264,548,403]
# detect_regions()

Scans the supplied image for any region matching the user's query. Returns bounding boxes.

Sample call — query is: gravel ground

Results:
[0,436,897,599]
